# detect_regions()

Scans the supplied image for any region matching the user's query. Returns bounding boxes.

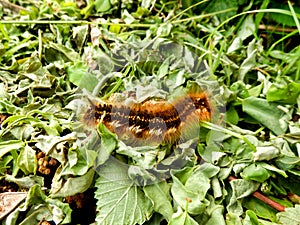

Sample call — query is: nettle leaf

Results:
[95,159,153,225]
[1,114,60,137]
[141,0,155,9]
[231,179,259,199]
[157,23,172,37]
[0,99,21,114]
[276,155,300,171]
[227,37,242,54]
[242,97,287,135]
[259,162,287,178]
[195,195,226,225]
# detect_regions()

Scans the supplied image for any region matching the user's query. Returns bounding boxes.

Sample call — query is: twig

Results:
[228,176,286,212]
[0,0,27,13]
[252,191,286,212]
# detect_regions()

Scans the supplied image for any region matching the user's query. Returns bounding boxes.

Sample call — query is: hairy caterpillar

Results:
[83,91,212,146]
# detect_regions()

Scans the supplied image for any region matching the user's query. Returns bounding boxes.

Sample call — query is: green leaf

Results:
[276,155,300,171]
[50,168,94,198]
[66,62,98,92]
[96,123,118,166]
[72,25,89,52]
[225,105,239,125]
[227,179,260,215]
[17,145,37,175]
[278,175,300,196]
[241,164,271,183]
[227,37,243,54]
[60,147,97,176]
[22,185,72,224]
[231,179,260,199]
[144,182,173,221]
[5,174,44,189]
[243,210,260,225]
[168,207,198,225]
[0,140,24,158]
[195,194,226,225]
[204,0,238,20]
[242,97,287,135]
[238,40,257,81]
[1,114,60,137]
[267,81,300,104]
[258,162,287,178]
[17,205,52,225]
[171,167,210,215]
[253,146,280,161]
[24,184,47,209]
[95,159,153,225]
[226,212,243,225]
[269,3,300,26]
[0,99,21,114]
[35,132,77,163]
[95,0,111,12]
[47,42,80,62]
[205,206,226,225]
[212,177,223,199]
[157,23,173,37]
[277,205,300,225]
[243,197,277,221]
[237,15,255,41]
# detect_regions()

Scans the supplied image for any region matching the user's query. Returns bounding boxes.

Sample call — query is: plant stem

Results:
[0,20,154,27]
[201,121,257,151]
[173,8,236,23]
[288,1,300,36]
[252,191,286,212]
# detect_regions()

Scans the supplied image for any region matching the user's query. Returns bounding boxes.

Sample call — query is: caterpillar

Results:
[82,91,212,146]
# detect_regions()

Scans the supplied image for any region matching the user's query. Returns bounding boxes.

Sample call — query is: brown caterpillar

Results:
[83,91,212,146]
